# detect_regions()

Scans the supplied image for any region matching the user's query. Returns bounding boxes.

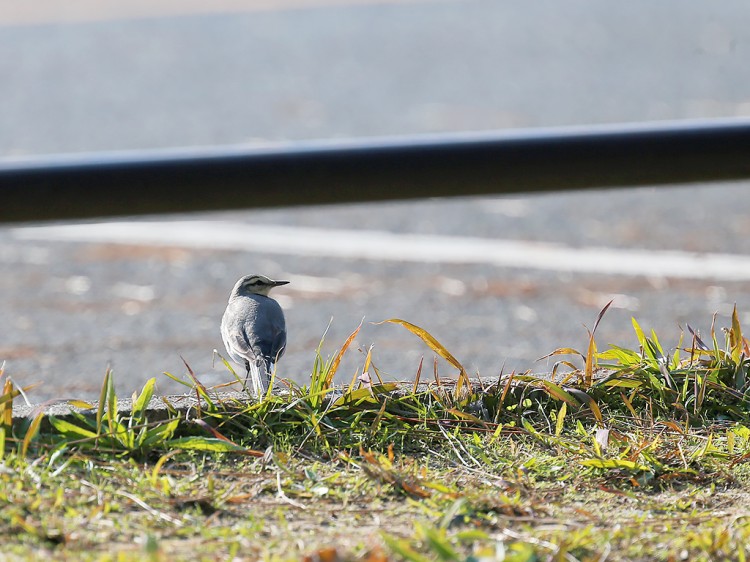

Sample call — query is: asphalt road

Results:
[2,0,750,400]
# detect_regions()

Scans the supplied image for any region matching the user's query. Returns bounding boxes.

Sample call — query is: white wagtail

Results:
[220,274,288,398]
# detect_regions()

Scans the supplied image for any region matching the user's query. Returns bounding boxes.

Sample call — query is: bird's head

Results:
[233,274,289,297]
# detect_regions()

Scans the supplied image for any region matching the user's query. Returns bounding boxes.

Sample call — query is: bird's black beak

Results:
[273,280,290,287]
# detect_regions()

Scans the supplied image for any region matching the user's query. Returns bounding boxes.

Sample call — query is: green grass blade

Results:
[132,378,156,423]
[49,416,98,439]
[20,412,44,456]
[731,305,744,366]
[539,381,580,407]
[580,458,651,471]
[96,369,110,435]
[555,402,567,437]
[106,370,117,437]
[141,419,180,448]
[166,436,250,453]
[632,316,647,349]
[161,371,194,389]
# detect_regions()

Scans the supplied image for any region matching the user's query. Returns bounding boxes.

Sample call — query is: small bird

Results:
[220,274,289,399]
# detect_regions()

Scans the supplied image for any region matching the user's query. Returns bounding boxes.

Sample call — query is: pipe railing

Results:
[2,118,750,222]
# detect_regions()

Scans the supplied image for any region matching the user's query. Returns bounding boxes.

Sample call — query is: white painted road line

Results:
[12,221,750,281]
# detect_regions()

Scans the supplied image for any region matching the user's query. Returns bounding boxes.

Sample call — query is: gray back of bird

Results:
[221,289,287,377]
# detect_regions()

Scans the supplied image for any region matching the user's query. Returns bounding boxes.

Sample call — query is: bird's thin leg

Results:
[243,360,251,391]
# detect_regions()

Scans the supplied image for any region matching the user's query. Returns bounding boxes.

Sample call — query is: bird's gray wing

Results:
[221,300,257,363]
[223,330,258,365]
[250,299,286,365]
[251,323,284,365]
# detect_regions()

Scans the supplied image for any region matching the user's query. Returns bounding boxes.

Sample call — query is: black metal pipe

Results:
[2,118,750,222]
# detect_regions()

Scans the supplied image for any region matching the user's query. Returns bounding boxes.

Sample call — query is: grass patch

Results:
[3,305,750,561]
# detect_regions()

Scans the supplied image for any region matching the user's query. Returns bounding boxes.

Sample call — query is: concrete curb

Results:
[10,378,507,426]
[10,390,253,426]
